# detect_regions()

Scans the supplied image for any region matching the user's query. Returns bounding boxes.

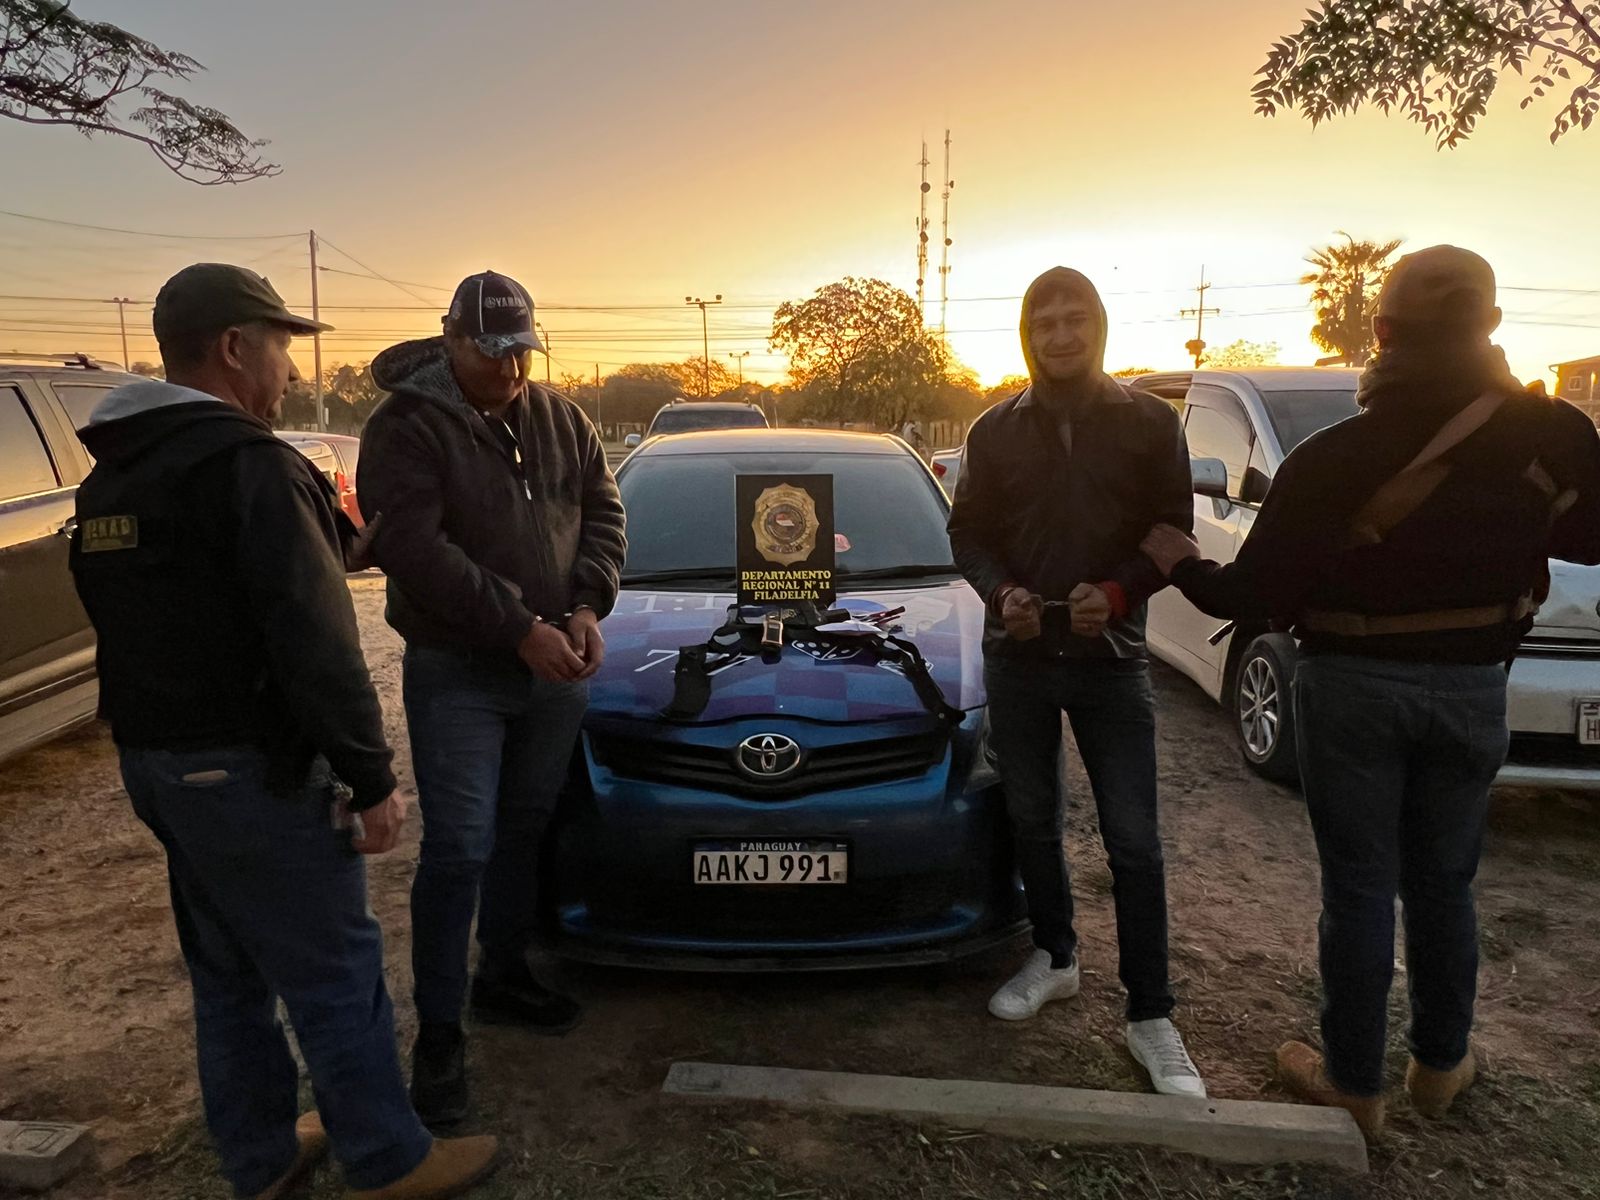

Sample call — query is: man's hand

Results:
[1141,524,1202,577]
[343,512,384,573]
[518,621,587,683]
[1000,586,1044,641]
[351,790,408,855]
[1067,583,1113,638]
[566,608,605,680]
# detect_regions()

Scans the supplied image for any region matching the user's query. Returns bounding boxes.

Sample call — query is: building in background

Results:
[1554,355,1600,424]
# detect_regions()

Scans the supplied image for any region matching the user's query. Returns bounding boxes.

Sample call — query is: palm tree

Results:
[1301,233,1404,364]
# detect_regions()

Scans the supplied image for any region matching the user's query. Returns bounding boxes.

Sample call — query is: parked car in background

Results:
[550,428,1025,968]
[1135,367,1600,792]
[0,357,139,763]
[624,399,770,449]
[931,448,963,496]
[276,431,363,527]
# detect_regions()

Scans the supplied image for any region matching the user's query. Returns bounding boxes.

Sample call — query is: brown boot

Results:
[348,1136,500,1200]
[1406,1050,1477,1118]
[252,1112,329,1200]
[1275,1041,1386,1139]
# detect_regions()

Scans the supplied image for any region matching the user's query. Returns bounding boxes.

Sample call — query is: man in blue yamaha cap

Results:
[360,271,626,1129]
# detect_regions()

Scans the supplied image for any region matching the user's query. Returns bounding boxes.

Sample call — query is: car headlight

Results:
[953,706,1001,793]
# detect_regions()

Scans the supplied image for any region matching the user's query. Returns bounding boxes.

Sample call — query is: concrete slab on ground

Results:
[0,1120,93,1192]
[663,1061,1368,1174]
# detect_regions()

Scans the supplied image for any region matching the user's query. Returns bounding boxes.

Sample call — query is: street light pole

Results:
[535,321,551,384]
[728,350,750,385]
[111,297,132,369]
[685,294,722,395]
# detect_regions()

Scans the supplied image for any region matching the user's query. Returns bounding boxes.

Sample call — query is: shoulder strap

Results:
[1344,390,1509,548]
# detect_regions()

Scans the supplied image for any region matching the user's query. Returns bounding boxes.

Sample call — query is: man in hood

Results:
[358,271,625,1128]
[1143,247,1600,1136]
[69,264,497,1200]
[947,268,1203,1096]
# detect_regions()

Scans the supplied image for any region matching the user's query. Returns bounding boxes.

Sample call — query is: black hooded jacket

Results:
[358,339,626,655]
[69,382,396,808]
[947,268,1193,659]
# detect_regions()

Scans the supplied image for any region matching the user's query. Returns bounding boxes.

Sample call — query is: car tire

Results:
[1232,635,1301,787]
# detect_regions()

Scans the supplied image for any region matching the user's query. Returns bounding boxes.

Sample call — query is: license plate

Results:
[692,840,849,885]
[1579,699,1600,745]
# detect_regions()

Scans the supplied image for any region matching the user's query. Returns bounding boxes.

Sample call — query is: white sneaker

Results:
[987,949,1080,1021]
[1126,1018,1207,1097]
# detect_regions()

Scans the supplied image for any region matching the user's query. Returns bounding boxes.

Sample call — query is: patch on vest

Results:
[80,515,139,552]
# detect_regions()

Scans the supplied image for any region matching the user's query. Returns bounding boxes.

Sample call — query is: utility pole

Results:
[594,364,602,437]
[1180,265,1220,368]
[728,350,750,384]
[916,139,931,317]
[535,321,551,384]
[938,129,954,341]
[684,294,722,395]
[1346,272,1366,366]
[110,297,132,369]
[308,230,324,431]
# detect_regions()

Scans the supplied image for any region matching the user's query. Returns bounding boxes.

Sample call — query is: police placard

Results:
[736,474,835,606]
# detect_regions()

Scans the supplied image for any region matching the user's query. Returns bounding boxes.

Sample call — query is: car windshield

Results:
[650,407,768,435]
[1260,388,1360,454]
[618,450,954,584]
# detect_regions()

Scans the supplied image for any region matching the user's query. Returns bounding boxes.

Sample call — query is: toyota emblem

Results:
[736,733,802,780]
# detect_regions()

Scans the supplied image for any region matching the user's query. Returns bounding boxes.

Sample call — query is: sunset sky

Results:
[3,0,1599,390]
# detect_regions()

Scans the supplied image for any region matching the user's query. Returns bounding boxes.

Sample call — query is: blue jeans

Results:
[404,645,589,1026]
[983,655,1175,1022]
[1293,655,1510,1097]
[119,746,431,1197]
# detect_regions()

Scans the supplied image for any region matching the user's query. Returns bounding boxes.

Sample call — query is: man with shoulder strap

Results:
[1142,246,1600,1137]
[69,265,497,1200]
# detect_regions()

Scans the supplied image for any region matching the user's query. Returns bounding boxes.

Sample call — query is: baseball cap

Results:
[446,270,544,358]
[153,263,333,344]
[1377,245,1497,326]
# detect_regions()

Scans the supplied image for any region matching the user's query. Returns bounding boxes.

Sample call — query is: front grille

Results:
[1506,734,1600,770]
[590,730,947,798]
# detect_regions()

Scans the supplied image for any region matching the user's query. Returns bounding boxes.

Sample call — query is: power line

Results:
[314,237,437,305]
[316,265,454,292]
[0,209,302,241]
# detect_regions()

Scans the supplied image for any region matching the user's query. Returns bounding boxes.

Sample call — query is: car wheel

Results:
[1233,635,1300,786]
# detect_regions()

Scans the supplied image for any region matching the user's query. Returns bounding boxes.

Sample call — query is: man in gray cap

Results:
[360,270,625,1129]
[1143,246,1600,1137]
[69,264,498,1200]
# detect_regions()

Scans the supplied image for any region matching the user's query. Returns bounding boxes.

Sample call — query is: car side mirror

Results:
[1190,457,1228,500]
[1238,465,1272,506]
[624,433,642,449]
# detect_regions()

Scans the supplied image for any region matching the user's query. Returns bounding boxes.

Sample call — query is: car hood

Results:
[589,581,986,722]
[1532,560,1600,640]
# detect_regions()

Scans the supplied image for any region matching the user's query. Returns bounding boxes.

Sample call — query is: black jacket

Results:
[70,383,396,807]
[1170,385,1600,664]
[947,268,1193,659]
[359,339,626,654]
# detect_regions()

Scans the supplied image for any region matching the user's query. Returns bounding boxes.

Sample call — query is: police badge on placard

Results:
[736,474,835,606]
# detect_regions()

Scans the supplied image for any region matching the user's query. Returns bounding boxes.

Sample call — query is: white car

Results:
[1137,367,1600,791]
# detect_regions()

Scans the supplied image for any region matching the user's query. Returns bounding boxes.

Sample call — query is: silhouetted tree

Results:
[1255,0,1600,147]
[1,0,277,183]
[1204,340,1282,368]
[770,277,948,430]
[1302,233,1403,364]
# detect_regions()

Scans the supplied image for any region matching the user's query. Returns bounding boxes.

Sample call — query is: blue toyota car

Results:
[549,428,1026,969]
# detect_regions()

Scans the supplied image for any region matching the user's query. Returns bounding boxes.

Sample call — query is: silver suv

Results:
[0,357,141,763]
[1139,367,1600,792]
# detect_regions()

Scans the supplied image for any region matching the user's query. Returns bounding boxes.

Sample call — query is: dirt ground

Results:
[3,576,1598,1199]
